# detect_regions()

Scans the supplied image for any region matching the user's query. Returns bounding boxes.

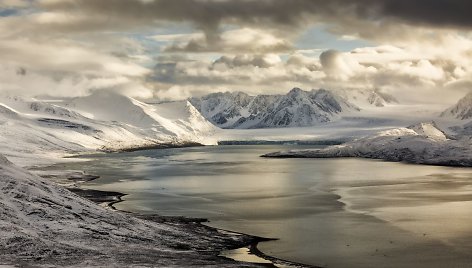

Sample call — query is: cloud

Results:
[31,0,472,44]
[0,63,153,98]
[320,50,359,80]
[2,0,472,105]
[37,0,472,30]
[0,35,151,98]
[0,0,30,8]
[213,54,282,68]
[162,28,292,53]
[0,37,149,83]
[147,35,472,104]
[152,85,193,101]
[287,53,321,71]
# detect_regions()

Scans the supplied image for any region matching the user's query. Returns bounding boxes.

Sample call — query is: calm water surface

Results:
[60,145,472,267]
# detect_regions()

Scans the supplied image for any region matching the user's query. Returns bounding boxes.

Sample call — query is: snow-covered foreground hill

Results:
[0,154,266,267]
[263,122,472,167]
[0,91,218,166]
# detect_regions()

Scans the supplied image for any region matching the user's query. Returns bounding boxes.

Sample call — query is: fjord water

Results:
[68,145,472,267]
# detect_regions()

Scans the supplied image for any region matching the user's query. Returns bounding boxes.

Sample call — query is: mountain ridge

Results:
[189,88,396,129]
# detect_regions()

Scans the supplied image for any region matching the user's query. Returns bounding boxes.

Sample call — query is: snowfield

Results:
[0,154,268,267]
[263,122,472,167]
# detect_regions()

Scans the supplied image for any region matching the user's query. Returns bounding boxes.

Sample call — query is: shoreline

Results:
[261,152,472,168]
[101,141,205,153]
[52,169,317,268]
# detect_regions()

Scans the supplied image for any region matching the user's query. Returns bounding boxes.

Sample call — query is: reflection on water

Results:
[60,145,472,268]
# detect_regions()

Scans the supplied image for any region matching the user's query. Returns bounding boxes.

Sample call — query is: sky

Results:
[1,0,472,104]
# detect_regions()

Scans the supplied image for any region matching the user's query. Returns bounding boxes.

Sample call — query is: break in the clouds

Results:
[1,0,472,103]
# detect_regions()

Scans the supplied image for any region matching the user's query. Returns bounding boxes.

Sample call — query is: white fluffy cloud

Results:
[0,64,154,98]
[0,39,149,76]
[320,50,362,80]
[149,32,472,104]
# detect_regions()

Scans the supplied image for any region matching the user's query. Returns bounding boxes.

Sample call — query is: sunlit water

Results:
[57,145,472,267]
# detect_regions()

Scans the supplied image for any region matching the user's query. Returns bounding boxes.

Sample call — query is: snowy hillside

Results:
[190,88,366,129]
[0,154,260,267]
[0,92,217,165]
[441,91,472,120]
[263,122,472,167]
[438,91,472,137]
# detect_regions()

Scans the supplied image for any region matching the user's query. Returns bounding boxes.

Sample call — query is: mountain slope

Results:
[441,91,472,120]
[190,88,363,129]
[0,92,217,165]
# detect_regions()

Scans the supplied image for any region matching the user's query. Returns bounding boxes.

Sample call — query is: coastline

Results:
[10,143,472,267]
[261,150,472,167]
[37,159,316,268]
[0,154,283,268]
[103,141,205,153]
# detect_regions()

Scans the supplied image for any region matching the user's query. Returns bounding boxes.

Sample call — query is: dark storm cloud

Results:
[378,0,472,29]
[40,0,472,32]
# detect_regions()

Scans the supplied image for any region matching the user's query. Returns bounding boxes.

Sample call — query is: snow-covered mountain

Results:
[333,88,398,108]
[0,91,217,165]
[441,91,472,120]
[263,121,472,166]
[190,88,370,129]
